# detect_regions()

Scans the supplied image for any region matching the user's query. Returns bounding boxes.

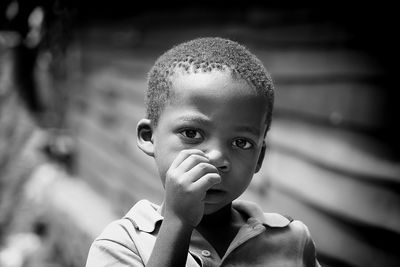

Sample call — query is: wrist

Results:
[163,211,197,231]
[147,210,194,267]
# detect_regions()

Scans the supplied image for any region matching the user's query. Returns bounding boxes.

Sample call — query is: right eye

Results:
[179,129,203,141]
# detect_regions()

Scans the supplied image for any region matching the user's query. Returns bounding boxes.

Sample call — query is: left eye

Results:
[232,138,253,149]
[180,129,202,140]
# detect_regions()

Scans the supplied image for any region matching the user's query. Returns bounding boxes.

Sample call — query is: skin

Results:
[137,69,269,266]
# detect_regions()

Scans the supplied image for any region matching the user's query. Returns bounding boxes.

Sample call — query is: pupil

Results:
[186,130,196,138]
[237,139,245,147]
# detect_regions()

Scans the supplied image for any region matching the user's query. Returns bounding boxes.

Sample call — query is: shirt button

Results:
[201,250,211,257]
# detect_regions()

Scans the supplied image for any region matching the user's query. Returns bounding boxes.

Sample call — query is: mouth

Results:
[207,188,224,193]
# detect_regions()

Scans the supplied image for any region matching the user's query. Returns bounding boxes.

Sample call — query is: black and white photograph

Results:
[0,1,399,266]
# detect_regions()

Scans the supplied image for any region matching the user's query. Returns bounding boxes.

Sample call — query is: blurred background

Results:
[1,1,399,266]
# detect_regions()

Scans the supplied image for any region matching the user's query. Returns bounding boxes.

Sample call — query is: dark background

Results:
[1,2,399,267]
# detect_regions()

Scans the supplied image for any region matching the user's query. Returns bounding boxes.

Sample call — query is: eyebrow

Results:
[234,126,261,136]
[176,115,212,126]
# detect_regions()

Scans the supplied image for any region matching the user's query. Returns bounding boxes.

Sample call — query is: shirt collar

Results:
[232,199,291,227]
[124,199,290,233]
[124,199,163,233]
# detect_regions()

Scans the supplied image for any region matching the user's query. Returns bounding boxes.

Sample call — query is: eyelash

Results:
[179,129,204,141]
[232,138,254,150]
[179,129,254,150]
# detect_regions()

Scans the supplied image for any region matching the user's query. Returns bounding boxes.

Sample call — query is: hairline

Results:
[145,37,275,131]
[148,66,270,127]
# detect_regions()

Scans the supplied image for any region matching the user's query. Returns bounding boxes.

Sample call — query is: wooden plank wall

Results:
[67,7,400,267]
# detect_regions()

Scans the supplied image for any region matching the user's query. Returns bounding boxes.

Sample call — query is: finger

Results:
[192,173,221,193]
[178,154,210,173]
[183,162,219,183]
[169,149,207,170]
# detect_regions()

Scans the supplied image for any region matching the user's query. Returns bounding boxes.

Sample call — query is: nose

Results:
[206,149,231,173]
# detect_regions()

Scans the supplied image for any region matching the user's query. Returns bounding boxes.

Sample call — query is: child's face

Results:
[152,70,269,215]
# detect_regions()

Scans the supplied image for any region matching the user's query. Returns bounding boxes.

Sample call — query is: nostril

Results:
[217,163,230,172]
[206,150,230,172]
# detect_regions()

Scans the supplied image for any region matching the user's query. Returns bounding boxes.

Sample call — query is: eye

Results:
[232,138,253,149]
[180,129,203,140]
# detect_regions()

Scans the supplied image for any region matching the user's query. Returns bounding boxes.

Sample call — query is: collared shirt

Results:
[86,199,320,267]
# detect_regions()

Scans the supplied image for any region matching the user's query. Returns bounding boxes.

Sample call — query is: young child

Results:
[86,37,321,267]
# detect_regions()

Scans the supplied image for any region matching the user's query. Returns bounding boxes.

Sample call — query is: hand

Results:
[163,149,221,227]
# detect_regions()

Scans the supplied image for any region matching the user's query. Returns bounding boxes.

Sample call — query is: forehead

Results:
[169,70,261,103]
[163,70,269,129]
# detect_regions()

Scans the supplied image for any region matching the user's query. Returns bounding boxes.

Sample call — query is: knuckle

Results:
[187,154,198,162]
[183,149,205,158]
[197,162,209,170]
[179,150,191,157]
[175,178,186,187]
[168,176,186,189]
[189,154,206,165]
[166,168,177,179]
[197,162,206,168]
[191,153,205,160]
[182,149,200,155]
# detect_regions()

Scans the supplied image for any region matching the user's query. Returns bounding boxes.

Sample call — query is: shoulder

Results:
[263,212,312,245]
[233,200,319,265]
[265,217,318,267]
[86,218,143,266]
[233,199,312,240]
[86,201,157,267]
[93,199,159,244]
[263,209,319,266]
[264,211,313,244]
[94,217,138,245]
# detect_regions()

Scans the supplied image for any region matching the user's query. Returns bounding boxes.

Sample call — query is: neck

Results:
[199,203,234,228]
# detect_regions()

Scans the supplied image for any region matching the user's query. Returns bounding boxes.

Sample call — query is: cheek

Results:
[153,136,184,172]
[226,167,254,198]
[228,154,260,185]
[236,152,260,170]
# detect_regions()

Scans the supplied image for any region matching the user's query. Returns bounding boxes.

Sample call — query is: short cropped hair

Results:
[146,37,275,130]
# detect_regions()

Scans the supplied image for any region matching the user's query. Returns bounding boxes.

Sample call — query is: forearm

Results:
[147,215,194,267]
[146,149,219,266]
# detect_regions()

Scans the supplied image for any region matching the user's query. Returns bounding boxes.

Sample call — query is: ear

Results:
[255,141,266,173]
[136,118,155,157]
